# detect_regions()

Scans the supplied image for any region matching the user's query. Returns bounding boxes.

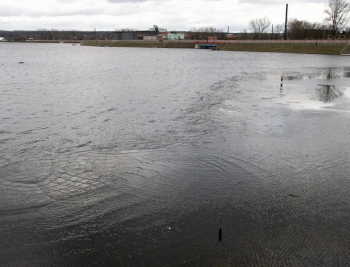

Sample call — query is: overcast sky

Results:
[0,0,329,32]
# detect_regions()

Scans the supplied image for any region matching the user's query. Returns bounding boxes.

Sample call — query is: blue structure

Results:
[195,44,217,50]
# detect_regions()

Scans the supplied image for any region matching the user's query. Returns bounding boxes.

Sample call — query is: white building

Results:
[167,33,185,40]
[149,25,167,32]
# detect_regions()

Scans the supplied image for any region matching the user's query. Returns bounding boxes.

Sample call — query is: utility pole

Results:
[284,4,288,40]
[272,24,274,39]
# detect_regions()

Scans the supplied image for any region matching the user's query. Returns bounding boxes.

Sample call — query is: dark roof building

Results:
[113,30,159,41]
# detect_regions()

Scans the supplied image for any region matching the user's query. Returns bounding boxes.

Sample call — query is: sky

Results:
[0,0,329,32]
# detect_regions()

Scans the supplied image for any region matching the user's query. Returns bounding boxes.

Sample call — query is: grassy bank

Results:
[218,43,345,55]
[81,41,346,55]
[81,41,194,49]
[81,41,162,48]
[163,42,195,49]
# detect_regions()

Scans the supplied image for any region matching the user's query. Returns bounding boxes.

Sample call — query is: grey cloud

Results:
[55,0,82,2]
[8,8,105,18]
[0,2,104,18]
[238,0,322,4]
[0,11,22,17]
[107,0,148,3]
[30,8,105,17]
[0,5,26,17]
[107,0,221,3]
[54,0,82,2]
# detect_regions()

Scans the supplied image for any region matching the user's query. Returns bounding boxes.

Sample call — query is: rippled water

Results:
[1,43,350,266]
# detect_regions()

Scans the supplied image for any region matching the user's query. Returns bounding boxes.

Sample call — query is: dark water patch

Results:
[77,141,92,148]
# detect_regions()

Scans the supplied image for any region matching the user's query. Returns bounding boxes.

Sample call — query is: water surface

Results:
[1,43,350,266]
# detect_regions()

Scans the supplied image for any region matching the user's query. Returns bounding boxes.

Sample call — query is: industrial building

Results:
[113,25,190,41]
[112,30,159,41]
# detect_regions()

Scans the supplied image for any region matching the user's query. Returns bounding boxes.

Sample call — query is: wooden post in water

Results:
[280,76,283,91]
[218,219,222,241]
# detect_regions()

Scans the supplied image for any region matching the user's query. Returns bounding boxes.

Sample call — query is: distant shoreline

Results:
[80,40,348,55]
[2,40,347,55]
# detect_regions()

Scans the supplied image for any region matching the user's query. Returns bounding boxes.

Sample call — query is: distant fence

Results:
[341,43,350,55]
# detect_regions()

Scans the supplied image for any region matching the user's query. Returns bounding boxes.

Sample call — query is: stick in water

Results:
[219,218,222,241]
[280,76,283,91]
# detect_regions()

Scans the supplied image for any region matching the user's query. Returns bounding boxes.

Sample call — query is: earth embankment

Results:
[81,40,347,55]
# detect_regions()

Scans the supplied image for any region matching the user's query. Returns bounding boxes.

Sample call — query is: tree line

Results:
[0,29,113,41]
[247,0,350,40]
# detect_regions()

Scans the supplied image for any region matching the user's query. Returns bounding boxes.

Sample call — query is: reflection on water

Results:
[317,85,344,103]
[325,69,342,80]
[283,68,350,81]
[276,68,350,110]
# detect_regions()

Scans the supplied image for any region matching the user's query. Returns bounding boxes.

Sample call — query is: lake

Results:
[1,42,350,266]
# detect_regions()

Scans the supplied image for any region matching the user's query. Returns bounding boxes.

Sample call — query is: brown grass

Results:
[220,43,344,55]
[81,41,346,55]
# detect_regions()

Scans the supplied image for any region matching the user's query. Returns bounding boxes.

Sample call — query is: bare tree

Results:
[37,28,50,40]
[116,28,138,32]
[324,0,350,39]
[288,19,317,39]
[274,24,285,33]
[189,27,224,40]
[271,24,284,39]
[249,17,271,39]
